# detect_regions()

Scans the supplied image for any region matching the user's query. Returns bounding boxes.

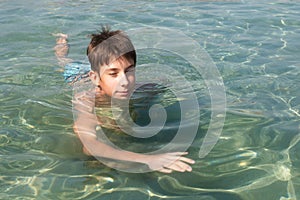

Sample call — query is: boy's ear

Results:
[89,70,100,86]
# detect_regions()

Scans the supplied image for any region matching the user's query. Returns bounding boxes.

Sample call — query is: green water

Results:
[1,0,300,199]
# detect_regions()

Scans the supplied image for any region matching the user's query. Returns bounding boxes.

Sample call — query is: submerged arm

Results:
[73,91,195,173]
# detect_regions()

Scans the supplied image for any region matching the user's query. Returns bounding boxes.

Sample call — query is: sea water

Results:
[0,0,300,199]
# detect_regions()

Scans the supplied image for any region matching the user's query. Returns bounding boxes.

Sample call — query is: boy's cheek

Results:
[130,75,136,84]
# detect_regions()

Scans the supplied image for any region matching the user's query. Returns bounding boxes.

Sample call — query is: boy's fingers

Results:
[166,152,195,164]
[164,161,191,172]
[178,156,195,164]
[175,161,193,172]
[168,163,186,172]
[169,152,188,156]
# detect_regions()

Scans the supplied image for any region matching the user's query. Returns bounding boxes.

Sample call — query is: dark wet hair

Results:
[87,26,136,72]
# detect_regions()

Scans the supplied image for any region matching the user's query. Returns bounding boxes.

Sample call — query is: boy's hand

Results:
[146,152,195,173]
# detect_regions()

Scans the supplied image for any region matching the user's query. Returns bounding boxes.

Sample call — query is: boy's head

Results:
[87,26,136,99]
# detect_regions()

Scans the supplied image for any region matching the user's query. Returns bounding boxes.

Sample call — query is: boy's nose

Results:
[119,73,129,87]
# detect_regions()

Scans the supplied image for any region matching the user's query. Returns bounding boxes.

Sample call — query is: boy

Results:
[54,27,195,173]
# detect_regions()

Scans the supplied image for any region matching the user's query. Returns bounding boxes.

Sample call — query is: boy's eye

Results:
[109,73,118,76]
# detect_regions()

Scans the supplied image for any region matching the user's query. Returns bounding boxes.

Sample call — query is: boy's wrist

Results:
[131,153,150,165]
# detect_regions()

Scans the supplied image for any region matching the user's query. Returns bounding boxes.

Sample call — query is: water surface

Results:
[1,0,300,199]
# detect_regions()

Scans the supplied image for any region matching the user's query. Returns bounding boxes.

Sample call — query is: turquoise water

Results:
[1,0,300,199]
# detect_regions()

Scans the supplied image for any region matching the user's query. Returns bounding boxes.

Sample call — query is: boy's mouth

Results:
[116,90,129,97]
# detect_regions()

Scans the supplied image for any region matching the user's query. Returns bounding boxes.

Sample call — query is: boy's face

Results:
[91,57,136,99]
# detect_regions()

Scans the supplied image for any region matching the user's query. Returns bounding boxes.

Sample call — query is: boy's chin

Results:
[113,96,130,100]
